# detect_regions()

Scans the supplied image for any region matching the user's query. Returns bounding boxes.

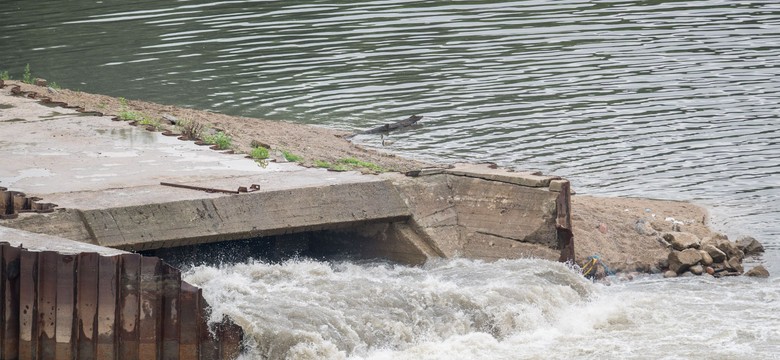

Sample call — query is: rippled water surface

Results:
[2,1,779,358]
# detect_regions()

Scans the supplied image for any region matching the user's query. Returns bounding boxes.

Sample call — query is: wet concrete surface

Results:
[0,86,386,211]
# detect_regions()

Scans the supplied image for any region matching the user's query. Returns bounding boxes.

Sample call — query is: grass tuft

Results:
[250,146,269,160]
[338,157,385,172]
[22,64,32,84]
[203,131,232,150]
[282,150,303,163]
[117,97,144,121]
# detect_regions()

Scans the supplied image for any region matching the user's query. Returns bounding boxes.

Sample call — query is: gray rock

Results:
[717,240,744,262]
[702,244,727,263]
[668,249,702,274]
[690,264,704,276]
[162,114,178,125]
[736,236,765,256]
[745,265,770,278]
[664,232,701,251]
[663,270,678,278]
[698,250,714,266]
[701,233,729,248]
[726,257,744,274]
[680,271,695,277]
[635,219,657,236]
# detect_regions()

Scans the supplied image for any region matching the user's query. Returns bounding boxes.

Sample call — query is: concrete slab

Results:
[416,163,560,188]
[0,86,410,251]
[0,225,127,256]
[0,87,380,209]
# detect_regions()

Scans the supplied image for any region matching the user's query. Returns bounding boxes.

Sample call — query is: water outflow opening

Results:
[140,224,412,269]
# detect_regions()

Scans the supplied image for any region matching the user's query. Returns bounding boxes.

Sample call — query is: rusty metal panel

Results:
[119,254,141,359]
[0,241,242,360]
[178,283,199,360]
[19,250,38,360]
[161,264,181,360]
[38,251,59,360]
[197,291,219,360]
[77,252,99,359]
[555,180,575,262]
[0,244,4,355]
[218,319,243,360]
[97,256,119,360]
[2,244,21,359]
[55,254,77,360]
[139,257,162,360]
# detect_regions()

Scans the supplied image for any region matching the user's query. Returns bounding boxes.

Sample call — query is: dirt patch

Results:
[572,195,717,273]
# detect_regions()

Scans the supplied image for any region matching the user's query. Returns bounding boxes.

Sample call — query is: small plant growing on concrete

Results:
[203,131,232,150]
[314,160,348,172]
[117,97,143,121]
[138,116,161,130]
[250,146,269,160]
[176,119,204,140]
[22,64,32,84]
[282,150,303,163]
[0,70,9,80]
[339,157,385,173]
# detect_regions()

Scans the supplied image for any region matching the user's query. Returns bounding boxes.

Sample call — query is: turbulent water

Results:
[183,258,780,359]
[2,0,780,358]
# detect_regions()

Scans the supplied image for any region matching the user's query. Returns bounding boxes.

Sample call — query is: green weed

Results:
[117,97,143,121]
[22,64,32,84]
[314,160,348,172]
[203,131,232,150]
[138,116,161,129]
[250,146,269,160]
[282,150,302,163]
[338,157,385,172]
[0,70,9,80]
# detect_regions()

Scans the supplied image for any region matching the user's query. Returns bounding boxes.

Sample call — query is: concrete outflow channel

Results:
[0,82,574,359]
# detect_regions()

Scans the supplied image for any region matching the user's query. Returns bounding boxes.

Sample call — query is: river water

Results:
[1,1,779,358]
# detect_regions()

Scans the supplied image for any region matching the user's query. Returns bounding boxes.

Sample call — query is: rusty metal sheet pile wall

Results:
[0,242,242,359]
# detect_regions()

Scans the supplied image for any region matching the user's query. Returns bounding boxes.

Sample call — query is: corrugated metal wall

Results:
[0,242,242,359]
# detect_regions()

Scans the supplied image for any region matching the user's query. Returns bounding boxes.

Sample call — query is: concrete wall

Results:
[302,166,575,265]
[2,167,574,265]
[388,166,573,263]
[0,242,242,360]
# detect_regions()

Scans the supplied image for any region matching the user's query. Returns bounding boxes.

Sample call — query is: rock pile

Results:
[662,233,767,278]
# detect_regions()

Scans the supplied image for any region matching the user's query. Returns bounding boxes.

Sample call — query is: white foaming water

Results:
[183,258,780,359]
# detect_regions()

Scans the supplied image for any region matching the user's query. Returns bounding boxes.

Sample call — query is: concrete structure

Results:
[0,82,573,357]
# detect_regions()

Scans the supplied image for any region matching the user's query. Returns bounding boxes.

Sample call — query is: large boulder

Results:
[663,232,701,251]
[745,265,770,278]
[736,236,765,256]
[668,249,702,274]
[702,244,726,263]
